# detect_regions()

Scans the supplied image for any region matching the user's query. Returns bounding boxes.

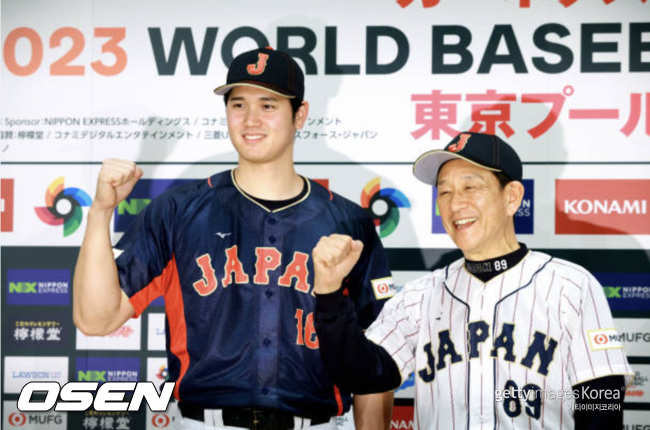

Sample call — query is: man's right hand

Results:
[312,234,364,295]
[74,158,140,336]
[93,159,143,211]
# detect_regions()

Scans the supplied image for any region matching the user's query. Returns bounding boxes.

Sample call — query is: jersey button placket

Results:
[257,213,282,402]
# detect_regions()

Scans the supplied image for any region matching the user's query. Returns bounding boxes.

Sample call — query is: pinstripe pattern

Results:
[365,251,633,430]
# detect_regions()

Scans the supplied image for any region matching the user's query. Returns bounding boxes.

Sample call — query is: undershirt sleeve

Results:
[315,291,402,394]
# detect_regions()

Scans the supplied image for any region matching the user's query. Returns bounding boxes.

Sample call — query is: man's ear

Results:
[294,101,309,129]
[505,180,525,217]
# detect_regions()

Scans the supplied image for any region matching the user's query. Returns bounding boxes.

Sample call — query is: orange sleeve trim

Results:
[333,384,344,416]
[163,256,190,401]
[128,258,175,317]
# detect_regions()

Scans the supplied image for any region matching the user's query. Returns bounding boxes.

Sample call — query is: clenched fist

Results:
[93,159,143,211]
[312,234,364,295]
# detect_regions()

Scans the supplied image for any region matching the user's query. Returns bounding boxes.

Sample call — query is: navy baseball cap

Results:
[214,47,304,101]
[413,132,523,185]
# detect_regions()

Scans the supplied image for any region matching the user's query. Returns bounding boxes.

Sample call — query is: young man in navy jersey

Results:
[74,47,395,430]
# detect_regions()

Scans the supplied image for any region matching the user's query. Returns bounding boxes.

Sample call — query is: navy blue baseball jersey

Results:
[113,170,394,416]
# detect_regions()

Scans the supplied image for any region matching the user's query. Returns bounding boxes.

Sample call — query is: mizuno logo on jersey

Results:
[192,246,311,296]
[418,321,558,383]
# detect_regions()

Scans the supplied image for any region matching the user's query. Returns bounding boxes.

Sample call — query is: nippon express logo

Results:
[432,179,534,234]
[114,179,194,233]
[596,272,650,312]
[35,177,91,237]
[76,357,139,383]
[7,269,70,306]
[361,177,411,238]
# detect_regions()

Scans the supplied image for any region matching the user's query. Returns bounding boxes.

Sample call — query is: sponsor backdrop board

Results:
[2,0,649,428]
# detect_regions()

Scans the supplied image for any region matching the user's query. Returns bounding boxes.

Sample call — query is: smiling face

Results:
[436,159,523,260]
[226,85,308,167]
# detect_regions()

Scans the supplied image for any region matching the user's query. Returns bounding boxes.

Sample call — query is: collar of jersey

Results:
[460,248,531,285]
[230,169,311,213]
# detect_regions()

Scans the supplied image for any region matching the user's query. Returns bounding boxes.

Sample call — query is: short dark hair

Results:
[223,91,303,118]
[434,161,516,188]
[494,171,513,189]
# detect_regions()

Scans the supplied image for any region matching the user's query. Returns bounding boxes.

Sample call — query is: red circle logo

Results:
[594,334,608,345]
[377,283,390,294]
[152,414,171,428]
[9,413,26,427]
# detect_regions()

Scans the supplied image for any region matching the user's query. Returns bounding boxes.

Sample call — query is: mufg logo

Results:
[432,179,534,234]
[114,179,194,232]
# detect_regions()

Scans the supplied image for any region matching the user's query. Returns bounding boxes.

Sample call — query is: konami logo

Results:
[390,404,414,429]
[556,180,650,234]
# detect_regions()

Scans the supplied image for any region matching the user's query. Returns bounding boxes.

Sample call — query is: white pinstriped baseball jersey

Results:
[365,250,633,430]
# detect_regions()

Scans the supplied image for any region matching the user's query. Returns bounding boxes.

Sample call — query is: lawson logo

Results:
[556,180,650,235]
[4,357,69,394]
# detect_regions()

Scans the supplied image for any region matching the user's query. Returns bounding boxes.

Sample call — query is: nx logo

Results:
[604,287,622,298]
[78,371,106,382]
[9,282,37,293]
